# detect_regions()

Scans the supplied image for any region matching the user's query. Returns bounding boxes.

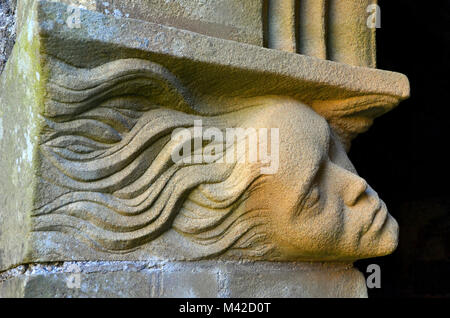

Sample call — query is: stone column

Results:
[297,0,327,59]
[327,0,378,67]
[0,0,409,298]
[267,0,297,52]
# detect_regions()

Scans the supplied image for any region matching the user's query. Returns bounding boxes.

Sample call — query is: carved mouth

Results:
[367,202,388,234]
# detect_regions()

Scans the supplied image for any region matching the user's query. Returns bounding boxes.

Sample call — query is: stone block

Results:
[17,0,264,46]
[0,261,368,298]
[224,262,367,298]
[0,1,409,271]
[1,0,410,299]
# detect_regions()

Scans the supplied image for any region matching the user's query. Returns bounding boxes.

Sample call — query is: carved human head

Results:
[36,59,398,262]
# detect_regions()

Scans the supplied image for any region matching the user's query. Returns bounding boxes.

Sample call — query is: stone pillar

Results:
[297,0,327,59]
[267,0,297,52]
[0,0,409,298]
[327,0,378,67]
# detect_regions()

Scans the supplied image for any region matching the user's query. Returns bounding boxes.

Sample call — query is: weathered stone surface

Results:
[0,1,409,273]
[225,262,367,298]
[96,0,265,46]
[0,261,368,298]
[15,0,378,66]
[0,0,17,74]
[1,1,411,298]
[267,0,297,52]
[263,0,377,67]
[17,0,264,46]
[0,1,41,271]
[327,0,378,67]
[297,0,327,59]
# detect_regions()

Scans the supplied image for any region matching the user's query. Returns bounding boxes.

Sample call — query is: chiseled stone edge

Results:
[37,1,409,101]
[0,260,368,298]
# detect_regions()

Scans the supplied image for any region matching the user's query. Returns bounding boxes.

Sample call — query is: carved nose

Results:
[345,178,368,206]
[334,165,368,206]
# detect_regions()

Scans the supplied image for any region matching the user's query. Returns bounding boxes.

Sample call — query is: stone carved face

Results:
[34,59,398,262]
[240,100,399,261]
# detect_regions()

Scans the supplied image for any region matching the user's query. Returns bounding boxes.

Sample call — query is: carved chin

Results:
[374,214,399,256]
[359,214,399,259]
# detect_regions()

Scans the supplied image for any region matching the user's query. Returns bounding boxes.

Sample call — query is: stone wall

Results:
[0,0,16,74]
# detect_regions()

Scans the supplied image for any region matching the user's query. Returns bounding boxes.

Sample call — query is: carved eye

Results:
[304,186,321,210]
[296,184,321,217]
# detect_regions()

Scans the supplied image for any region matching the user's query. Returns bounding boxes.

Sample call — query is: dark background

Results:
[352,0,450,297]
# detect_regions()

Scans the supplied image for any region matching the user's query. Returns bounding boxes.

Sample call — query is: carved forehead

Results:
[272,102,331,184]
[296,103,331,143]
[272,101,331,152]
[295,106,331,180]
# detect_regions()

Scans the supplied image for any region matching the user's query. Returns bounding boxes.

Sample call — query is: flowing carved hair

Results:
[32,58,274,259]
